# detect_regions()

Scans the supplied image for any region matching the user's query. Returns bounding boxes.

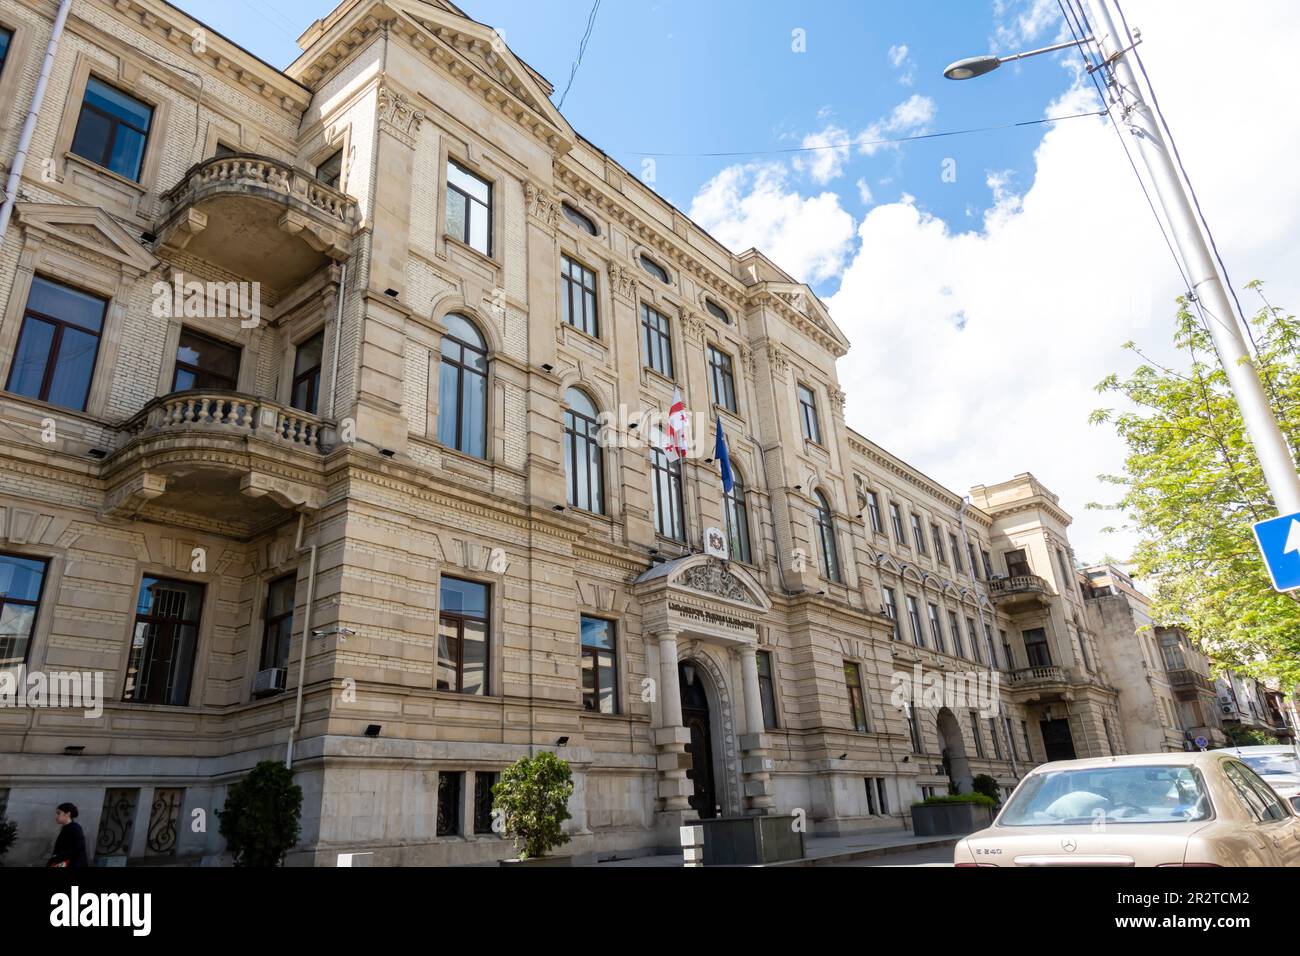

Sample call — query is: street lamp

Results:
[943,0,1300,520]
[942,38,1092,80]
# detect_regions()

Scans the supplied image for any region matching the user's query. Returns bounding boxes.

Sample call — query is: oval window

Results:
[562,203,598,236]
[705,298,731,325]
[639,254,670,284]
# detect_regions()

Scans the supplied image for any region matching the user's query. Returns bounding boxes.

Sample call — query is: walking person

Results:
[47,803,87,868]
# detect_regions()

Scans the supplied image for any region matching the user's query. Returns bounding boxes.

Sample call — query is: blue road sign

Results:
[1195,736,1208,750]
[1252,511,1300,592]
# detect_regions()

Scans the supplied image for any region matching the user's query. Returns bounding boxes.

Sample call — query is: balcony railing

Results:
[125,391,324,452]
[1010,664,1066,685]
[161,154,358,228]
[987,574,1053,602]
[1166,668,1215,695]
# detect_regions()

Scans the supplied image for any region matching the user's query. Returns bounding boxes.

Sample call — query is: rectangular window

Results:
[970,712,986,758]
[932,524,946,564]
[258,574,296,673]
[437,771,462,836]
[910,514,927,555]
[866,491,883,534]
[315,149,342,188]
[1001,630,1014,671]
[905,595,924,647]
[123,577,205,706]
[1023,627,1051,667]
[890,503,906,543]
[988,718,1003,759]
[640,303,674,378]
[968,542,980,579]
[172,329,240,392]
[438,577,489,695]
[0,29,11,76]
[877,778,889,814]
[948,610,964,658]
[797,383,821,444]
[984,623,999,670]
[7,276,106,411]
[982,549,995,578]
[864,778,877,815]
[1056,547,1072,588]
[950,533,963,573]
[1022,721,1033,761]
[473,772,497,835]
[844,661,868,732]
[580,616,618,714]
[707,345,737,413]
[651,448,686,541]
[0,552,49,668]
[561,255,598,337]
[1005,717,1018,761]
[882,587,900,640]
[927,602,946,655]
[71,76,153,181]
[291,330,324,414]
[757,650,778,730]
[967,617,982,664]
[446,160,492,255]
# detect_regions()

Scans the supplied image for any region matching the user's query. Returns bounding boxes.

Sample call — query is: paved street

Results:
[828,845,955,867]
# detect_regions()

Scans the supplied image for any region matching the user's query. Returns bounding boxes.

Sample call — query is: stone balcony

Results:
[101,390,328,535]
[1007,664,1071,703]
[154,154,359,295]
[986,573,1054,613]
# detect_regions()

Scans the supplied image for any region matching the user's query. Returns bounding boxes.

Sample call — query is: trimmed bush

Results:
[493,751,574,860]
[0,815,16,863]
[217,760,303,867]
[914,792,997,808]
[971,774,1000,802]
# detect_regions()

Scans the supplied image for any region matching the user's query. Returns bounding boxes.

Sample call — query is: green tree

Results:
[217,760,303,867]
[493,751,574,860]
[1091,283,1300,684]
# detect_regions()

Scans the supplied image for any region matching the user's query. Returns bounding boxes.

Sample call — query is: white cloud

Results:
[856,178,874,206]
[992,0,1063,52]
[887,43,915,85]
[689,163,856,285]
[827,0,1300,563]
[794,124,851,185]
[859,94,936,155]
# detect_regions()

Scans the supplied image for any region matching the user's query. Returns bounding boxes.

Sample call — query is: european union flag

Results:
[715,418,734,493]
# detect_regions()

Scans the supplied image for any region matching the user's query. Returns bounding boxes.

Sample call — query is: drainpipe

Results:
[958,496,1020,779]
[285,511,319,769]
[0,0,72,246]
[327,261,346,421]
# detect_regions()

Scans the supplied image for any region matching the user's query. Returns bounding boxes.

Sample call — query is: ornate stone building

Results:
[0,0,1123,865]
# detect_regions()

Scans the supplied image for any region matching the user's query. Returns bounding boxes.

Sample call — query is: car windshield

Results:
[1239,753,1300,777]
[1000,765,1211,826]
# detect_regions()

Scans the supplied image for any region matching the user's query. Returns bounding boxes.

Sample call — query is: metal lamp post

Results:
[944,0,1300,517]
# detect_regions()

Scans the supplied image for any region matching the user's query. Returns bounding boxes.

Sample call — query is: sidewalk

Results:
[593,829,959,867]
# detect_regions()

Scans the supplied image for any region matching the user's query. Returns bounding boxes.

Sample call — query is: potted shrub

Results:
[971,774,1000,804]
[910,792,996,837]
[217,760,304,867]
[0,813,16,866]
[494,751,575,866]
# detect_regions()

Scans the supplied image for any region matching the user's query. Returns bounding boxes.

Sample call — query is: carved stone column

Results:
[653,632,693,832]
[738,644,775,814]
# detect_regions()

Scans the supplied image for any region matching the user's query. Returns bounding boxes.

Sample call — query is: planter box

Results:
[910,802,994,837]
[499,855,573,867]
[699,815,805,866]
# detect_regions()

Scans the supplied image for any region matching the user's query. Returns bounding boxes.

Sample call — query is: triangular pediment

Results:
[14,204,158,276]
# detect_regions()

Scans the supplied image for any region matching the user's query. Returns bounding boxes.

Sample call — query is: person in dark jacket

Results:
[47,803,88,868]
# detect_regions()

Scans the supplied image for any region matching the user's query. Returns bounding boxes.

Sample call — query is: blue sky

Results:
[174,0,1073,296]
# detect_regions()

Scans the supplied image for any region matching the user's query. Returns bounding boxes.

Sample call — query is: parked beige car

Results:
[954,751,1300,866]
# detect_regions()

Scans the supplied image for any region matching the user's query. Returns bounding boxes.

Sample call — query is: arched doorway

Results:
[679,659,719,819]
[937,707,974,795]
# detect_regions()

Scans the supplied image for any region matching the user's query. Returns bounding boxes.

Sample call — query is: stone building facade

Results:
[0,0,1123,866]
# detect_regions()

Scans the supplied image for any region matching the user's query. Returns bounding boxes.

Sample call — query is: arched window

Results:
[724,468,751,563]
[437,314,488,458]
[564,387,603,514]
[639,254,670,284]
[651,447,685,542]
[815,490,841,584]
[562,203,597,236]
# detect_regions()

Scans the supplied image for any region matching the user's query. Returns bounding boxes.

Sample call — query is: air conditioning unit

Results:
[1218,695,1234,705]
[253,667,287,697]
[1221,704,1235,715]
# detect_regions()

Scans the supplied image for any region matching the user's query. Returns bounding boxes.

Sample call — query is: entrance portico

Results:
[632,555,774,846]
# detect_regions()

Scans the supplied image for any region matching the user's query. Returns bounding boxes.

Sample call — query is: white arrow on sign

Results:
[1285,519,1300,556]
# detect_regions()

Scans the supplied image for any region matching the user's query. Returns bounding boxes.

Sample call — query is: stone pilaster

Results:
[738,644,775,813]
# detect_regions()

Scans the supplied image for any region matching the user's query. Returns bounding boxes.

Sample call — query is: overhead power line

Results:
[612,109,1106,159]
[556,0,602,110]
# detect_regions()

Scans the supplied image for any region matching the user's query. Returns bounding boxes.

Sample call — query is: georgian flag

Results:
[664,387,690,462]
